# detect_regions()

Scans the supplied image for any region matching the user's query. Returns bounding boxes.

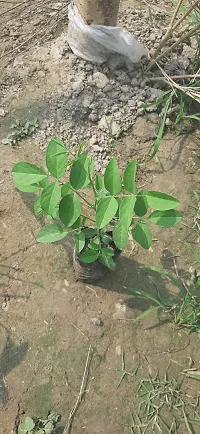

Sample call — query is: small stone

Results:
[121,85,130,93]
[93,72,109,89]
[82,95,94,108]
[37,70,46,78]
[128,99,136,107]
[103,84,112,93]
[116,345,122,356]
[90,317,103,326]
[72,80,84,92]
[149,87,164,99]
[131,78,139,86]
[117,72,130,84]
[113,302,126,320]
[89,134,98,146]
[149,33,156,42]
[165,117,171,126]
[92,144,101,152]
[2,298,9,312]
[98,115,108,130]
[120,94,129,102]
[89,112,99,122]
[0,108,6,117]
[85,63,93,72]
[110,120,121,136]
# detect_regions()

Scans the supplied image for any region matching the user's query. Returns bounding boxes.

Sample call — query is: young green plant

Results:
[12,137,182,271]
[128,263,200,334]
[19,412,59,434]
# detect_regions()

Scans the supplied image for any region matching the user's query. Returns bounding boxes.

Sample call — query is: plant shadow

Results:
[92,254,178,313]
[0,334,28,404]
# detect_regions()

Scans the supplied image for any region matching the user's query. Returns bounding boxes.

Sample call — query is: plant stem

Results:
[73,189,93,208]
[148,4,200,70]
[147,74,200,82]
[149,0,184,62]
[85,215,95,223]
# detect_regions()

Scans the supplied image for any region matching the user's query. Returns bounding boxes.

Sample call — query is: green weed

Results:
[126,262,200,334]
[143,84,200,161]
[19,411,59,434]
[2,118,38,146]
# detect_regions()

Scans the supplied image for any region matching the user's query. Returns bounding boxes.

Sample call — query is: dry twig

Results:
[63,345,93,434]
[148,0,200,70]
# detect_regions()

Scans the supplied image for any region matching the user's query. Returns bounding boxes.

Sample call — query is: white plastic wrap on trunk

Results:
[67,2,148,65]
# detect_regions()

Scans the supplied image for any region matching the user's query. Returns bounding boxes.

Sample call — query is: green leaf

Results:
[101,234,113,245]
[71,216,82,229]
[131,221,152,249]
[104,158,122,195]
[101,247,114,256]
[12,162,47,185]
[37,224,68,243]
[61,182,73,197]
[126,287,165,307]
[15,183,40,193]
[38,167,48,188]
[59,194,82,227]
[46,137,67,179]
[44,421,54,434]
[134,306,161,321]
[113,220,128,249]
[34,195,42,216]
[182,408,193,434]
[150,93,173,160]
[70,152,93,190]
[185,371,200,380]
[96,197,118,229]
[41,182,61,215]
[47,412,59,422]
[19,423,28,434]
[88,238,100,250]
[83,228,97,239]
[123,160,137,194]
[134,190,148,217]
[46,204,59,219]
[95,175,104,191]
[80,250,99,263]
[115,197,123,218]
[119,196,136,228]
[185,242,200,263]
[99,254,116,270]
[146,191,180,210]
[74,231,85,253]
[148,209,182,227]
[24,417,35,431]
[77,141,84,156]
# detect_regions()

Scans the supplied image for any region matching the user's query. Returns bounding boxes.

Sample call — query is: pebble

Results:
[93,72,109,89]
[72,80,84,92]
[89,112,99,122]
[0,108,6,117]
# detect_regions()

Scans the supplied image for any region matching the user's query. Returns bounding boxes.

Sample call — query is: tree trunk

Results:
[76,0,120,26]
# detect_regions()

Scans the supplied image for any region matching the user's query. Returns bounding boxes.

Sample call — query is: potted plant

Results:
[12,137,182,282]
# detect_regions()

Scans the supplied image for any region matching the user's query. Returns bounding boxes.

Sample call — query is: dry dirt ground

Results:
[1,1,200,434]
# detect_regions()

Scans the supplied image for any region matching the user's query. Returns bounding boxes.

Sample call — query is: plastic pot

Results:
[73,232,121,283]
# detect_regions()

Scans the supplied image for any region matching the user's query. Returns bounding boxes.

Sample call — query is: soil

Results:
[1,1,200,434]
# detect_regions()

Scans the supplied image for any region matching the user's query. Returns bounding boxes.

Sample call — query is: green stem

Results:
[85,215,96,223]
[73,189,93,208]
